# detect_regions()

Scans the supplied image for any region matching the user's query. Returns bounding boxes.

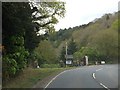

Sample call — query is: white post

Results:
[85,55,88,66]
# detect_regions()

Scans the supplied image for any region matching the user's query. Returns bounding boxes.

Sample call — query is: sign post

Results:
[65,42,73,66]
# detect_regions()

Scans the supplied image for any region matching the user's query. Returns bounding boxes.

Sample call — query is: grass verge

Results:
[3,67,75,88]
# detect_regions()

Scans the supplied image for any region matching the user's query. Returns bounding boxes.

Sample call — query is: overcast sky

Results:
[55,0,119,31]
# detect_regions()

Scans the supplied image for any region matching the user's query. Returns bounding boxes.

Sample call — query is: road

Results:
[45,64,118,89]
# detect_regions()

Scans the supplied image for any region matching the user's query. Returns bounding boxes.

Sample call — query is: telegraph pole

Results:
[65,42,67,67]
[66,42,68,56]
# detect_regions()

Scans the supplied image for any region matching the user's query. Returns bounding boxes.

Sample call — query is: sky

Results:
[55,0,119,31]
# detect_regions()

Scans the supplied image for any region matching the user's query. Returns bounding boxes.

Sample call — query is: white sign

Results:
[66,60,72,64]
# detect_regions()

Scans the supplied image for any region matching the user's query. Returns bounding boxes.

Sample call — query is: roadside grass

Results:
[3,67,75,88]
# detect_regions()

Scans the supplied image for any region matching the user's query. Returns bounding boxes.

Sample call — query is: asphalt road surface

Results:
[45,64,118,89]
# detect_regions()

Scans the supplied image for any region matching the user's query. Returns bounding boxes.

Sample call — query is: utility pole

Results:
[65,42,67,67]
[66,42,68,56]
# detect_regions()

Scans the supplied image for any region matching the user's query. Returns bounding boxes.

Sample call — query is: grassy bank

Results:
[3,67,74,88]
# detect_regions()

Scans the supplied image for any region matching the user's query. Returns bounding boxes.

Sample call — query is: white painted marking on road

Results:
[45,68,79,89]
[96,68,103,72]
[45,71,65,88]
[100,83,110,90]
[45,70,71,89]
[92,73,96,79]
[93,68,110,90]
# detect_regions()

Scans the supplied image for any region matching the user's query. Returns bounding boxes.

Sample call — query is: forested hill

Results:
[49,12,118,47]
[49,12,118,64]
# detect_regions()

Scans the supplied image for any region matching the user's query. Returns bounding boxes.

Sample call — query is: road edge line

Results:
[44,68,78,89]
[44,70,67,89]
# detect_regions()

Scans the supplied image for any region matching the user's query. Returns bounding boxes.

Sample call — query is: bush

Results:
[40,64,60,68]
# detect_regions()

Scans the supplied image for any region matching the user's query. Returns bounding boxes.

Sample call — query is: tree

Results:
[34,40,57,66]
[67,38,77,55]
[59,46,66,65]
[74,46,102,65]
[25,2,65,52]
[31,2,65,33]
[2,2,31,82]
[26,1,66,66]
[91,29,118,62]
[2,2,66,83]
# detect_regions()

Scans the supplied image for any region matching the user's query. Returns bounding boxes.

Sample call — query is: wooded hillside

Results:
[49,12,119,64]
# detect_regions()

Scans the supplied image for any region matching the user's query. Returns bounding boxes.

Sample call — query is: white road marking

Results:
[45,67,111,89]
[92,68,103,79]
[100,83,110,90]
[92,68,110,90]
[45,68,76,89]
[45,70,66,88]
[92,73,96,79]
[96,68,103,72]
